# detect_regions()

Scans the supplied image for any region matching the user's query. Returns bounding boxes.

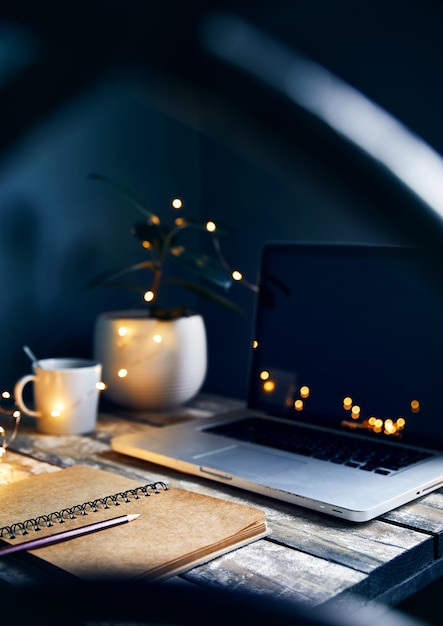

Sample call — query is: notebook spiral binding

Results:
[0,481,168,540]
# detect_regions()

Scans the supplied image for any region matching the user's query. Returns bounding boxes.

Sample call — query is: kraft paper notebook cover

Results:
[0,465,269,580]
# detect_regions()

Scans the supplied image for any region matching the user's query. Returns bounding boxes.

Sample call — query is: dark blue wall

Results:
[1,0,443,402]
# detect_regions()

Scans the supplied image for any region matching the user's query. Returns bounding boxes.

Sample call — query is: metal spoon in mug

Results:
[23,345,40,367]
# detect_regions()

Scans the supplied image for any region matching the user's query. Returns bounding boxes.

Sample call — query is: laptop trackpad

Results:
[197,444,305,480]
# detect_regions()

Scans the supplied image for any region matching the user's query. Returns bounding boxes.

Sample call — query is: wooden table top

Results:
[2,393,443,615]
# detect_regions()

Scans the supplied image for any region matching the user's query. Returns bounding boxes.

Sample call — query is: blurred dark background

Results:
[1,0,443,400]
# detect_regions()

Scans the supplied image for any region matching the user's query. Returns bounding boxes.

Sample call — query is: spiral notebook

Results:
[0,466,269,580]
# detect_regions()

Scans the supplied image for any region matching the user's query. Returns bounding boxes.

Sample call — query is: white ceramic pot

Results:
[93,310,207,410]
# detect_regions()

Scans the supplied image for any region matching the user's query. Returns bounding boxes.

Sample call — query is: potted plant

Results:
[88,173,255,411]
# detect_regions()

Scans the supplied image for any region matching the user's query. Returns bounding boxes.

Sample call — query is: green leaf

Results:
[165,278,246,316]
[88,260,156,287]
[87,173,160,222]
[131,221,167,249]
[87,280,147,296]
[169,247,233,289]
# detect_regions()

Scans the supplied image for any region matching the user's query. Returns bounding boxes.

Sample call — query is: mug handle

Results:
[14,375,40,417]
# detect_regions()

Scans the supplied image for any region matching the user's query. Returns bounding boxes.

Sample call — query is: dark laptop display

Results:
[246,242,443,450]
[112,242,443,521]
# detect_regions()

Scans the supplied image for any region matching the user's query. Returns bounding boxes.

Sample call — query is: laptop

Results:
[112,241,443,522]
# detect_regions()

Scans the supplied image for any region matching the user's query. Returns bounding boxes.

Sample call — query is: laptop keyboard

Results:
[205,416,432,475]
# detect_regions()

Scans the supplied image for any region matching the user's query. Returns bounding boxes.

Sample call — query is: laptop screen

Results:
[247,242,443,450]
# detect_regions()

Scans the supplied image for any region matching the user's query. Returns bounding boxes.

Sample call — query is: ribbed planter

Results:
[93,310,207,410]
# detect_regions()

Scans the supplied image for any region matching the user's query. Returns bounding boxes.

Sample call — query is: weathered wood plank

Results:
[182,539,366,607]
[1,449,60,481]
[382,490,443,557]
[324,553,443,615]
[172,478,434,598]
[269,514,433,596]
[8,399,440,605]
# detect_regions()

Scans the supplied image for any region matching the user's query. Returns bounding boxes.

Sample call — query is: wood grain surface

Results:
[4,393,443,609]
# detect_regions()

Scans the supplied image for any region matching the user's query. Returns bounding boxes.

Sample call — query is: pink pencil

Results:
[0,513,140,556]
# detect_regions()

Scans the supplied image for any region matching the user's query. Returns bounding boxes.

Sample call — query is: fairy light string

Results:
[0,390,21,484]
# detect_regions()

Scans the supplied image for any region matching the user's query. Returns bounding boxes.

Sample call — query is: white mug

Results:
[14,358,102,435]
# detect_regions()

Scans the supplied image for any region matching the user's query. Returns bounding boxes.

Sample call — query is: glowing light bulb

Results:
[153,334,162,343]
[232,270,242,281]
[206,221,216,232]
[411,399,420,413]
[351,405,361,419]
[118,369,128,378]
[118,326,127,337]
[343,396,353,410]
[172,198,182,209]
[384,419,396,435]
[144,290,155,302]
[300,385,310,398]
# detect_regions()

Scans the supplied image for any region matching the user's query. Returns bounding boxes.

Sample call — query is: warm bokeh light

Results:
[351,405,361,419]
[294,399,304,411]
[384,419,396,434]
[205,221,216,232]
[142,240,152,249]
[0,392,22,458]
[118,326,127,337]
[172,198,183,209]
[353,414,407,436]
[263,380,275,392]
[252,340,258,349]
[232,270,242,281]
[96,382,106,391]
[411,399,420,413]
[174,217,186,227]
[153,334,162,343]
[343,396,353,410]
[118,369,128,378]
[259,370,270,380]
[299,385,310,398]
[144,290,155,302]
